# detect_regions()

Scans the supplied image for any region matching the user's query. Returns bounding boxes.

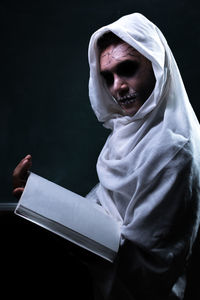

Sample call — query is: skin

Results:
[12,154,32,199]
[12,42,156,198]
[100,41,156,116]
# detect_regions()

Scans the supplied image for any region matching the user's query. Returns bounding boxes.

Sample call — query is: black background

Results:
[1,0,200,299]
[1,0,200,203]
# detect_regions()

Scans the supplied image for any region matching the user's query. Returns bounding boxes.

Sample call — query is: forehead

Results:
[99,42,144,71]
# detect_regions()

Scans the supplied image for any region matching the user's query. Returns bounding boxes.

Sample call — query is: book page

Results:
[15,173,121,262]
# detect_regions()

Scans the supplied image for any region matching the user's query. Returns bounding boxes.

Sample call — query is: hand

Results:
[12,154,32,199]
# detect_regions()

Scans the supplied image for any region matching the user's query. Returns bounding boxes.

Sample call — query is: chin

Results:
[120,100,143,117]
[121,105,141,116]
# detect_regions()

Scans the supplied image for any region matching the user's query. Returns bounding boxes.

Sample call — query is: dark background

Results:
[1,0,200,299]
[1,0,200,203]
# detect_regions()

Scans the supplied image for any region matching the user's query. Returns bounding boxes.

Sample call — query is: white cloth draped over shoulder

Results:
[87,13,200,299]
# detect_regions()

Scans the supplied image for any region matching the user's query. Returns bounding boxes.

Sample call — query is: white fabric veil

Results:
[87,13,200,299]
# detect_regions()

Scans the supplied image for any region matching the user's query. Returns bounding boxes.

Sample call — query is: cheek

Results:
[145,69,156,94]
[126,78,138,91]
[108,85,115,96]
[134,68,156,97]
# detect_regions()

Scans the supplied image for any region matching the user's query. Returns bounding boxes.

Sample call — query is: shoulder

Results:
[139,136,195,186]
[149,128,194,169]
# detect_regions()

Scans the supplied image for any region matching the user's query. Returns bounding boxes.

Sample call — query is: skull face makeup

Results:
[100,41,156,116]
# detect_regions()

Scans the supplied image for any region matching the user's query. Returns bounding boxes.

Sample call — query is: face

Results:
[99,42,156,116]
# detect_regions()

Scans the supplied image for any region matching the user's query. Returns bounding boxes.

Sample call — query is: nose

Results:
[112,74,129,97]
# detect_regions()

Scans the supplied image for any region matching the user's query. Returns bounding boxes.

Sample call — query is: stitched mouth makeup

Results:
[117,93,138,107]
[113,92,139,114]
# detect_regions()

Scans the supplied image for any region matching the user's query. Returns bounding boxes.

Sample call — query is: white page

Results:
[15,173,121,261]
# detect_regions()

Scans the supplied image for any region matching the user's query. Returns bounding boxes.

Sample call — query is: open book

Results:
[14,173,121,262]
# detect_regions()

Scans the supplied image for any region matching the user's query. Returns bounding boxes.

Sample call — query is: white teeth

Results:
[127,98,135,104]
[118,94,137,105]
[121,98,136,105]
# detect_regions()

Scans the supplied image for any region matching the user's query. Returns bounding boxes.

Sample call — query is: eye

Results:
[101,72,114,87]
[117,60,139,77]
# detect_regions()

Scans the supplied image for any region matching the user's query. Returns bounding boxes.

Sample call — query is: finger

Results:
[14,154,32,176]
[13,160,30,186]
[21,157,32,173]
[21,154,32,170]
[12,187,24,199]
[13,155,32,188]
[24,154,32,162]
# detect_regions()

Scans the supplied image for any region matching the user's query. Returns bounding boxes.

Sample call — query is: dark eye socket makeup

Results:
[117,60,139,76]
[100,60,139,86]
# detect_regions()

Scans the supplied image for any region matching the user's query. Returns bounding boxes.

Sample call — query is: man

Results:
[13,13,200,300]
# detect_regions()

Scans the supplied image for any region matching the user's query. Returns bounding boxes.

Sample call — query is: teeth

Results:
[120,97,136,105]
[118,94,137,104]
[127,98,135,104]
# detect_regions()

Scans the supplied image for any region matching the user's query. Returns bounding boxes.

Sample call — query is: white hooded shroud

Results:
[87,13,200,299]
